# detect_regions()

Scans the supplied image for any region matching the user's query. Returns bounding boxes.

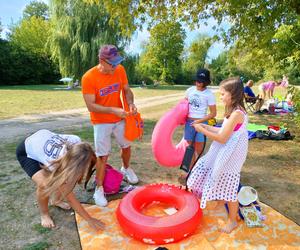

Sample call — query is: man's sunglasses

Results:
[103,59,117,68]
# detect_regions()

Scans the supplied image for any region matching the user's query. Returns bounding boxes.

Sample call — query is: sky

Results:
[0,0,228,61]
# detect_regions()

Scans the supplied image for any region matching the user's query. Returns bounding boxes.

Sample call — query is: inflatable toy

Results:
[116,183,202,245]
[152,99,189,167]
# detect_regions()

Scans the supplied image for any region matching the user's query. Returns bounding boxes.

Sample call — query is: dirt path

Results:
[0,93,185,141]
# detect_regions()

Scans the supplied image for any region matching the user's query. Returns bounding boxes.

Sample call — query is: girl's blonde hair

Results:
[220,77,246,117]
[42,142,96,199]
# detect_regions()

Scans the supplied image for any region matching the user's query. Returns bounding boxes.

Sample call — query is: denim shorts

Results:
[184,119,207,142]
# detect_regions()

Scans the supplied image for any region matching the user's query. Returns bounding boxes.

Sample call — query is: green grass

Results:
[23,241,51,250]
[32,224,51,234]
[0,84,187,119]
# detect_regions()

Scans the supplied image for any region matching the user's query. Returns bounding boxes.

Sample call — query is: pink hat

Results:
[99,45,124,66]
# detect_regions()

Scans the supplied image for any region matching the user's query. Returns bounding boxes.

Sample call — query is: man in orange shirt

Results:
[82,45,139,207]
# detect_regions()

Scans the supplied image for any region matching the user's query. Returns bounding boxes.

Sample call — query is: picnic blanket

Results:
[216,123,268,140]
[75,199,300,250]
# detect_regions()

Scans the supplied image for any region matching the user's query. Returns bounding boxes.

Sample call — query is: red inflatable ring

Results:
[116,183,202,245]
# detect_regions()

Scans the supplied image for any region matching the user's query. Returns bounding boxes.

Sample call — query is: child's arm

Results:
[192,105,217,124]
[192,111,244,144]
[194,122,220,133]
[61,188,105,231]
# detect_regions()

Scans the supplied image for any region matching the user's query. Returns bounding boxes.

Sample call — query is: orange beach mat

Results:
[75,200,300,250]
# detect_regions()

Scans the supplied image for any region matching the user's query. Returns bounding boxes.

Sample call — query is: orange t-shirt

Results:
[81,65,128,124]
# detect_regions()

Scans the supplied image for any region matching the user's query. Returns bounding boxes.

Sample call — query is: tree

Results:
[49,0,129,80]
[182,35,214,84]
[23,1,49,20]
[10,16,51,56]
[95,0,299,83]
[0,39,59,85]
[138,20,185,83]
[1,2,59,85]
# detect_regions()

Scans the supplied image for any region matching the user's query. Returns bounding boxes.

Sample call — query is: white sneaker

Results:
[120,167,139,184]
[93,186,108,207]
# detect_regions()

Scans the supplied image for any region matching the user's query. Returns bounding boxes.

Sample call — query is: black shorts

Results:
[16,140,42,178]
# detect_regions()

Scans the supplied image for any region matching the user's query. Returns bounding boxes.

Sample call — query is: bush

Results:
[0,39,60,85]
[288,85,300,128]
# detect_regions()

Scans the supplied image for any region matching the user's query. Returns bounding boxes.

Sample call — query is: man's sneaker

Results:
[120,167,139,184]
[93,186,108,207]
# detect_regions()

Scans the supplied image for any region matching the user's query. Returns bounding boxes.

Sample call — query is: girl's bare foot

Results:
[54,201,71,210]
[214,201,226,211]
[41,214,55,228]
[219,220,238,234]
[50,201,71,210]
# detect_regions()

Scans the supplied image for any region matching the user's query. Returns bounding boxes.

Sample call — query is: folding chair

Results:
[244,95,257,113]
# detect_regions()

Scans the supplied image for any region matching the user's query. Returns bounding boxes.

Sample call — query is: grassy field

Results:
[0,84,299,249]
[0,84,188,119]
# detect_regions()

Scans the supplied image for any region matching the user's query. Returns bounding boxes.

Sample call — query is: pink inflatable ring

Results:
[116,183,202,245]
[152,99,189,167]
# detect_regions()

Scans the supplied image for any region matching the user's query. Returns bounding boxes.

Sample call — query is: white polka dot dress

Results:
[187,111,248,209]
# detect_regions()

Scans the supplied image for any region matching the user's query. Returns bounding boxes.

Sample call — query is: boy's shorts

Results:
[16,140,42,178]
[94,120,131,157]
[184,119,206,142]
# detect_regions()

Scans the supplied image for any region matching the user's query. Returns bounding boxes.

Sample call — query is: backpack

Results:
[84,164,123,195]
[256,129,293,140]
[103,164,124,194]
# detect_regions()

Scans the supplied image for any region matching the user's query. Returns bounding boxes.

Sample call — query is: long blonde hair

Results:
[220,77,246,118]
[42,142,96,198]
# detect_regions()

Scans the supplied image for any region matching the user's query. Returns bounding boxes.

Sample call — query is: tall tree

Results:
[10,16,51,56]
[183,35,214,75]
[95,0,299,82]
[138,20,185,83]
[49,0,129,79]
[23,1,49,20]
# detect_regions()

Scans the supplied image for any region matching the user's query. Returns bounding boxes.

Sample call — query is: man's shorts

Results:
[184,119,207,142]
[16,140,42,178]
[94,120,131,157]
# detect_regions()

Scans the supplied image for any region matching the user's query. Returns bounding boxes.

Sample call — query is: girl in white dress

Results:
[187,77,248,233]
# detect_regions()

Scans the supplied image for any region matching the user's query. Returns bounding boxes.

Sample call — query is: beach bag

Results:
[84,164,123,194]
[122,91,144,142]
[124,112,144,141]
[103,164,124,194]
[256,129,293,140]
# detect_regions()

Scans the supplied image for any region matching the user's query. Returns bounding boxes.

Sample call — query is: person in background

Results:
[16,129,105,231]
[281,75,289,88]
[258,80,281,100]
[244,80,264,113]
[187,77,248,234]
[82,45,139,207]
[184,68,217,167]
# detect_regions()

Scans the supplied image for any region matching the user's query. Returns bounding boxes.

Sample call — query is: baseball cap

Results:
[195,68,211,84]
[99,45,124,66]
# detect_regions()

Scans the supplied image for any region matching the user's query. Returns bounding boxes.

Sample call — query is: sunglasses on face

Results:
[103,59,117,68]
